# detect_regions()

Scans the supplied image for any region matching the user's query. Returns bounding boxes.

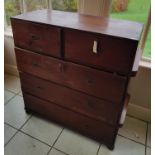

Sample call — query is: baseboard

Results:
[127,103,151,122]
[4,64,19,76]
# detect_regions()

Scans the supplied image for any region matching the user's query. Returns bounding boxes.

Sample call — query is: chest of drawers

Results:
[11,9,143,150]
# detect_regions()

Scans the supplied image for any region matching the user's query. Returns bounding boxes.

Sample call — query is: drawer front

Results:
[15,48,127,103]
[20,73,120,125]
[11,19,61,57]
[23,93,116,146]
[64,29,138,75]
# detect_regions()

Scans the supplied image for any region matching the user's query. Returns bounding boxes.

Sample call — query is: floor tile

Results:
[4,124,17,145]
[18,91,23,96]
[98,136,145,155]
[21,116,63,146]
[4,90,15,104]
[146,147,151,155]
[147,123,151,147]
[4,95,31,129]
[49,148,67,155]
[5,75,21,93]
[54,129,99,155]
[5,132,50,155]
[118,116,147,144]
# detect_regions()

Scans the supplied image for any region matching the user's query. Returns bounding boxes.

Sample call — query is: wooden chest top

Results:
[11,9,143,41]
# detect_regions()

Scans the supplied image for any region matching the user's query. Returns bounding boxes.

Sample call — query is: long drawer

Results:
[64,29,138,75]
[20,72,120,125]
[23,93,117,146]
[11,19,61,57]
[15,48,127,103]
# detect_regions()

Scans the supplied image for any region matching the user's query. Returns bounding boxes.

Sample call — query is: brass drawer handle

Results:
[87,78,95,84]
[87,101,94,108]
[36,48,43,53]
[32,62,40,67]
[36,86,43,90]
[85,124,90,128]
[93,40,98,54]
[58,63,65,73]
[31,34,41,41]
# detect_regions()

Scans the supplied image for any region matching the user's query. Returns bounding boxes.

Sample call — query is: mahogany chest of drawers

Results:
[11,9,143,150]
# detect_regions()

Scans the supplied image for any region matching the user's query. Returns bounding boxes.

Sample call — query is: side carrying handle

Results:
[30,34,41,41]
[93,40,98,54]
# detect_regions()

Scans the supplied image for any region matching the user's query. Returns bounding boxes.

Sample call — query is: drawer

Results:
[11,19,61,57]
[23,93,117,146]
[64,29,138,75]
[15,48,127,103]
[20,72,120,125]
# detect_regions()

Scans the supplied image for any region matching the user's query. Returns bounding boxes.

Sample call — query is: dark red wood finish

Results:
[16,48,127,103]
[11,9,143,150]
[11,10,143,41]
[20,72,120,125]
[11,19,61,57]
[64,29,138,75]
[23,93,117,147]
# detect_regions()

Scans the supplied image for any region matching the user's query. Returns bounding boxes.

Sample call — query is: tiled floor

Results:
[4,73,151,155]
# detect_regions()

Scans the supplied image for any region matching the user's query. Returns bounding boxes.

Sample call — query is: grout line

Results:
[96,143,101,155]
[4,115,32,147]
[5,116,66,154]
[53,147,70,155]
[4,88,21,96]
[20,130,52,147]
[14,114,33,131]
[5,120,53,148]
[145,122,148,155]
[4,113,66,151]
[118,134,146,146]
[17,91,22,96]
[4,93,149,154]
[4,89,24,106]
[4,94,18,106]
[51,128,64,147]
[14,114,32,129]
[47,128,64,155]
[5,119,148,153]
[4,129,19,147]
[4,89,17,95]
[4,122,19,131]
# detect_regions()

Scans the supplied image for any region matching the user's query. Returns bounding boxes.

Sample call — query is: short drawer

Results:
[23,93,116,146]
[15,48,127,103]
[64,29,138,75]
[11,19,61,57]
[20,72,120,125]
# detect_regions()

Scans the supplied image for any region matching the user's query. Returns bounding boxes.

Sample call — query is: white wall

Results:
[4,35,16,66]
[128,67,151,109]
[4,34,19,76]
